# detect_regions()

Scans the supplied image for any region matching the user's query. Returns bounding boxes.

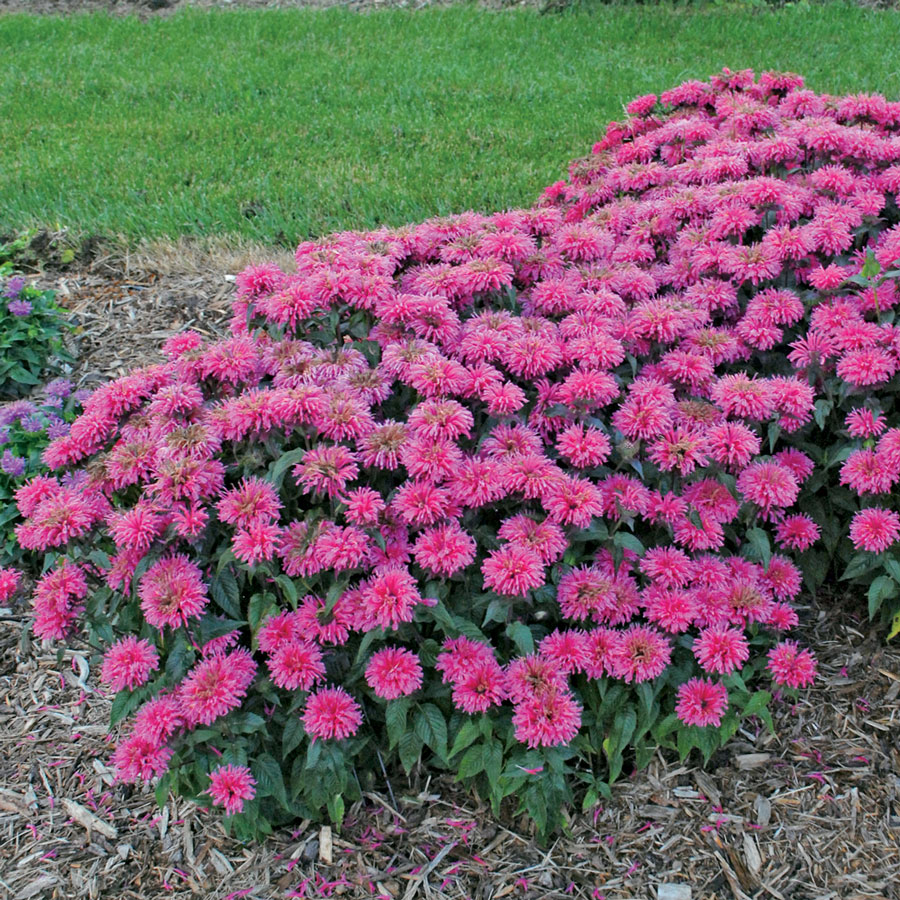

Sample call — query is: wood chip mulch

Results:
[49,270,236,385]
[2,264,899,900]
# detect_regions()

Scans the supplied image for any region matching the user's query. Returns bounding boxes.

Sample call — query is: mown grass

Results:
[2,4,900,245]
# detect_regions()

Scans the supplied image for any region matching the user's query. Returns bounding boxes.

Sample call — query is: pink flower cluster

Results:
[33,67,900,786]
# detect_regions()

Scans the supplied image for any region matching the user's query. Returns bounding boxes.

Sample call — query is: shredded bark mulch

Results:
[1,261,899,900]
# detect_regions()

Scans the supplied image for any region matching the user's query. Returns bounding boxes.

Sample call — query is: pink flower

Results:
[359,567,424,630]
[640,547,693,589]
[643,587,696,634]
[365,647,424,700]
[542,475,603,528]
[232,520,282,566]
[297,449,363,502]
[846,408,886,439]
[139,555,209,629]
[706,422,761,469]
[775,515,820,551]
[134,696,184,745]
[512,688,581,748]
[482,544,545,597]
[849,507,900,553]
[611,625,671,683]
[267,641,326,691]
[505,653,569,702]
[101,637,159,692]
[538,630,589,675]
[32,560,88,641]
[208,764,256,816]
[413,522,476,577]
[0,566,21,603]
[217,477,282,528]
[451,658,507,713]
[767,640,816,688]
[179,648,257,727]
[556,423,612,468]
[302,686,363,741]
[840,449,895,495]
[112,733,172,784]
[693,625,749,675]
[343,487,386,526]
[675,678,728,727]
[737,461,799,519]
[837,348,896,386]
[436,636,497,684]
[498,515,568,564]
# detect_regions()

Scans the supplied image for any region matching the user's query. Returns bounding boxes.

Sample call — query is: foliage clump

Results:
[16,69,900,837]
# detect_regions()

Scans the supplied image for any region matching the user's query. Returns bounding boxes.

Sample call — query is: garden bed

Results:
[1,573,897,899]
[1,259,898,900]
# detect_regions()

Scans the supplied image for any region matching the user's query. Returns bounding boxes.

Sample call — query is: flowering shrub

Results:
[0,382,85,566]
[18,68,900,838]
[0,269,74,399]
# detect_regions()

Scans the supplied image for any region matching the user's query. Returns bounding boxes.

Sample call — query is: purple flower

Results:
[21,415,45,433]
[0,401,35,427]
[0,426,8,446]
[47,421,70,439]
[7,299,32,316]
[3,277,25,299]
[0,450,25,478]
[73,389,92,405]
[46,379,73,400]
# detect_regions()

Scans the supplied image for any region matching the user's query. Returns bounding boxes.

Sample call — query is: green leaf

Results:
[449,719,480,758]
[211,568,241,619]
[861,249,881,279]
[456,743,485,780]
[266,447,308,491]
[165,633,193,682]
[884,557,900,584]
[415,704,448,760]
[841,553,882,582]
[888,611,900,640]
[283,716,306,758]
[110,686,148,727]
[252,753,289,810]
[327,793,345,829]
[228,711,266,734]
[505,621,535,656]
[613,531,645,556]
[397,731,423,773]
[484,740,503,785]
[742,690,772,719]
[868,574,897,618]
[813,400,834,431]
[385,698,410,750]
[744,527,772,567]
[248,592,275,633]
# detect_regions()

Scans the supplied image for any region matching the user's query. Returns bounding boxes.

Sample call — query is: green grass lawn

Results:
[2,3,900,246]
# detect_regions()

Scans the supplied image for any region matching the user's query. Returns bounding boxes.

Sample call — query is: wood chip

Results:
[15,874,58,899]
[657,885,691,900]
[735,753,771,770]
[62,798,118,840]
[743,833,762,876]
[754,795,772,827]
[318,825,333,865]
